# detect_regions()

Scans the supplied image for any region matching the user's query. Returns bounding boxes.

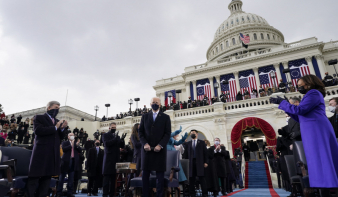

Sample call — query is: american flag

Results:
[196,78,212,104]
[259,65,278,89]
[240,33,250,44]
[165,90,176,107]
[239,70,257,99]
[221,74,237,102]
[289,58,310,88]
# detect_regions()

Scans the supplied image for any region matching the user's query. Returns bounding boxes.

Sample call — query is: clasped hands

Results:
[56,120,68,129]
[144,143,161,152]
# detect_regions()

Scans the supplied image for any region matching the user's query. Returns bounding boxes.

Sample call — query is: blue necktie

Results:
[153,113,157,121]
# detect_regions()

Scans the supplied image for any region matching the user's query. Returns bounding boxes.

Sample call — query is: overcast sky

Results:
[1,0,337,118]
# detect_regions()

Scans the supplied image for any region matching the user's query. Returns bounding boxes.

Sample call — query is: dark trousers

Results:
[244,152,250,161]
[276,173,281,188]
[88,176,99,194]
[225,174,233,193]
[27,176,51,197]
[219,177,226,194]
[57,158,75,196]
[189,159,207,197]
[103,174,116,197]
[142,170,164,197]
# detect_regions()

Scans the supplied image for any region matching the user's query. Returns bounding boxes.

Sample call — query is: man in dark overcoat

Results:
[186,130,208,197]
[209,138,227,196]
[138,97,171,197]
[102,122,126,197]
[27,101,68,197]
[56,133,82,197]
[87,139,104,196]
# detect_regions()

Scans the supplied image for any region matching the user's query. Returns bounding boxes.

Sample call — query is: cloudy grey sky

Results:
[1,0,337,118]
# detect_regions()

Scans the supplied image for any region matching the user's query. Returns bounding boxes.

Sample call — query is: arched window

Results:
[216,47,218,53]
[252,16,255,21]
[254,33,257,40]
[242,17,245,22]
[231,20,233,25]
[236,18,239,23]
[226,41,229,47]
[247,16,250,21]
[221,44,223,50]
[227,22,229,28]
[261,33,264,40]
[222,25,224,30]
[232,38,236,45]
[273,35,275,40]
[267,34,270,40]
[257,17,261,22]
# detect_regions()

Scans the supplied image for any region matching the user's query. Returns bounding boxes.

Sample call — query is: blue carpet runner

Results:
[247,161,271,188]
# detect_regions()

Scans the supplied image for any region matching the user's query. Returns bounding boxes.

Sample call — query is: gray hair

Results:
[214,137,221,142]
[150,97,161,103]
[289,97,301,104]
[46,101,60,111]
[110,122,116,126]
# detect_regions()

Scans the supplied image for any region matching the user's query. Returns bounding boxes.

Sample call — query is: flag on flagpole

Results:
[220,74,237,102]
[289,59,310,88]
[259,65,279,89]
[240,33,250,49]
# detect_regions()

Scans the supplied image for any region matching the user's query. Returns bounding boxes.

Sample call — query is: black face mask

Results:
[151,104,159,111]
[95,142,100,146]
[110,129,116,133]
[47,108,59,118]
[191,134,196,139]
[298,86,307,94]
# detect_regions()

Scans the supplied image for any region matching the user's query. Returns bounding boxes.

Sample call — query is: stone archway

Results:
[230,117,277,154]
[181,124,214,142]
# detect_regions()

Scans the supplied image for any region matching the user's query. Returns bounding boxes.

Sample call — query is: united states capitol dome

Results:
[207,0,285,61]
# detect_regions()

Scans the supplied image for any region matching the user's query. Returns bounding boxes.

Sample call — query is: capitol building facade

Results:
[9,0,338,156]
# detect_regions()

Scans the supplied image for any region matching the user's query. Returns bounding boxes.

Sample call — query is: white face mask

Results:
[214,141,220,145]
[69,136,75,141]
[286,117,290,122]
[328,106,336,113]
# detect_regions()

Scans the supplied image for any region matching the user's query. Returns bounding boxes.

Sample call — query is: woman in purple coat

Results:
[270,75,338,188]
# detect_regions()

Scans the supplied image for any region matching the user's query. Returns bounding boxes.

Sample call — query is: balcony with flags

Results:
[164,90,176,106]
[239,69,257,99]
[258,65,279,89]
[289,58,310,88]
[220,73,237,102]
[196,78,212,104]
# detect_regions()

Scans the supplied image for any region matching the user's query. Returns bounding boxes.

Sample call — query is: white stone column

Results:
[282,61,291,82]
[185,82,191,99]
[209,77,215,97]
[216,75,222,97]
[234,71,241,93]
[305,56,316,75]
[273,63,282,82]
[192,80,197,100]
[315,55,327,79]
[253,67,260,90]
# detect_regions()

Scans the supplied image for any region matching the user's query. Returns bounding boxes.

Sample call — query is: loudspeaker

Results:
[105,104,110,107]
[134,98,140,101]
[283,68,290,73]
[328,59,338,65]
[175,90,182,93]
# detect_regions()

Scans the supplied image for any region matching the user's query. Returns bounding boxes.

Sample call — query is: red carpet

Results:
[264,160,273,188]
[224,188,247,196]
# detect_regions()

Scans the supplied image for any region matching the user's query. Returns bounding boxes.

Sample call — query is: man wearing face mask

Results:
[209,137,227,196]
[87,140,104,196]
[186,129,208,197]
[138,97,171,197]
[102,122,126,197]
[27,101,68,197]
[56,133,82,197]
[328,97,338,138]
